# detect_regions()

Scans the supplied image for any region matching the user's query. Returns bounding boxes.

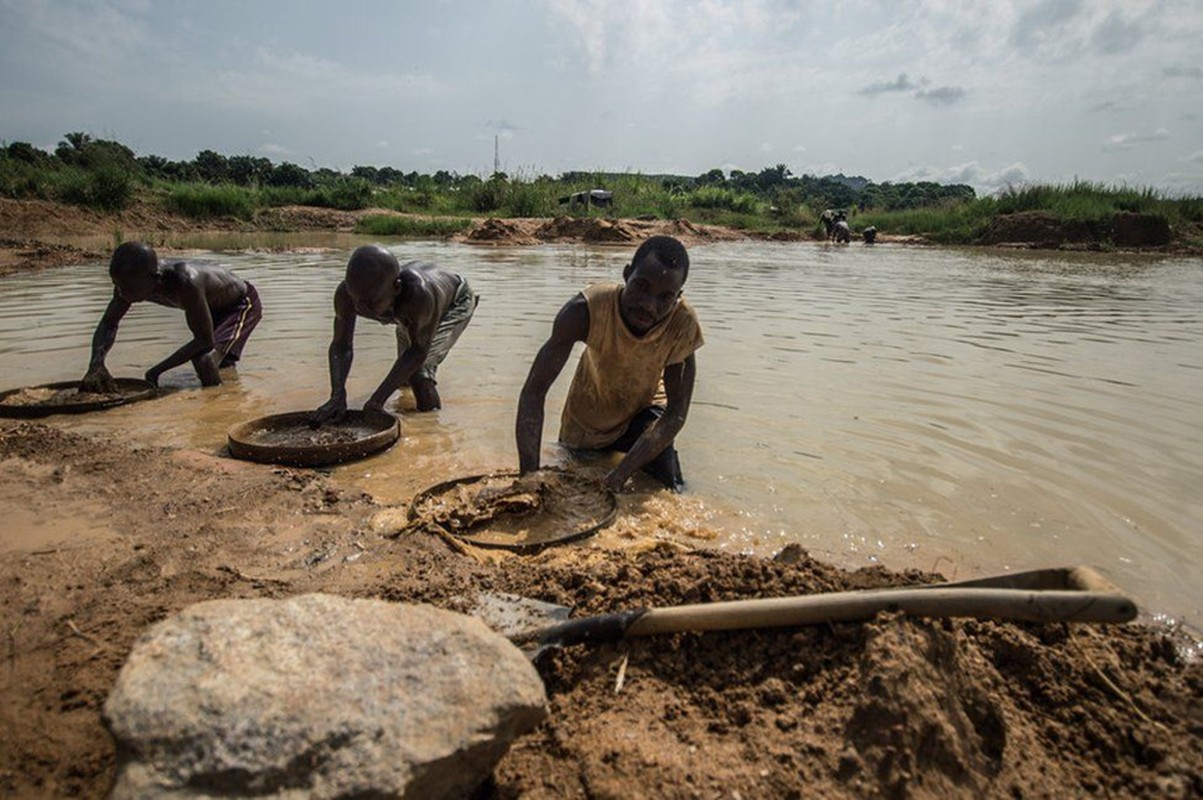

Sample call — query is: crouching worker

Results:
[516,235,703,493]
[81,241,262,391]
[312,245,478,424]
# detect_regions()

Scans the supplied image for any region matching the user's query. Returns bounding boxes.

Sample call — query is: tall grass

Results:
[688,186,760,214]
[857,202,994,244]
[993,180,1164,218]
[164,183,256,219]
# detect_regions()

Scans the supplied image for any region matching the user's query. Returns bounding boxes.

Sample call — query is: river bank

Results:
[1,421,1201,798]
[9,196,1196,277]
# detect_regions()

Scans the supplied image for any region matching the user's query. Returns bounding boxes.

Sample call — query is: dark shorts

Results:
[607,405,685,492]
[212,283,262,367]
[395,278,478,384]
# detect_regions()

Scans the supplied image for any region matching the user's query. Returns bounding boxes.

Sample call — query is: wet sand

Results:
[0,422,1199,798]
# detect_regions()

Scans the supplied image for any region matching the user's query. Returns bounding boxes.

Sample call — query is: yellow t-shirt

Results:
[559,282,704,449]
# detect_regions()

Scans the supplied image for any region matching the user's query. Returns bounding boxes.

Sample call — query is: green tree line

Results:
[2,132,1200,245]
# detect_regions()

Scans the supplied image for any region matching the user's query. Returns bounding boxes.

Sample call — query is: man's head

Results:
[109,241,160,302]
[620,236,689,335]
[345,245,403,324]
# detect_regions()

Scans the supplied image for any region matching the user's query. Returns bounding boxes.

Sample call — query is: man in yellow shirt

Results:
[516,236,703,492]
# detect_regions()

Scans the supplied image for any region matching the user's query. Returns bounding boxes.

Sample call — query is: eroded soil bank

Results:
[0,422,1199,799]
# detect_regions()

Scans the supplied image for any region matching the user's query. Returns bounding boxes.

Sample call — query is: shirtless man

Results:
[81,241,262,391]
[516,235,703,492]
[312,245,477,423]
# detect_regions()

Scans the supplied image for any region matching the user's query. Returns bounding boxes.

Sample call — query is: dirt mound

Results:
[487,549,1201,799]
[465,217,541,245]
[979,212,1105,247]
[534,216,640,244]
[1113,212,1172,246]
[0,422,1200,798]
[980,211,1172,249]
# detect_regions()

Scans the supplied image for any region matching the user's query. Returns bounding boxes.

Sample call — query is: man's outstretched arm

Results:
[145,280,216,385]
[605,353,697,491]
[516,296,588,473]
[313,284,357,424]
[365,338,428,411]
[82,294,132,392]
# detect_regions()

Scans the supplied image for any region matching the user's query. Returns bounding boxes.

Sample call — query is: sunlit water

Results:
[1,241,1200,627]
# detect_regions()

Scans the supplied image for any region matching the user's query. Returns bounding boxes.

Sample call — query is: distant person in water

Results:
[81,241,262,391]
[311,245,478,424]
[516,235,703,493]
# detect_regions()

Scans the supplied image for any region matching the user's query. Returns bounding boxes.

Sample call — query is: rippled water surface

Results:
[1,241,1200,624]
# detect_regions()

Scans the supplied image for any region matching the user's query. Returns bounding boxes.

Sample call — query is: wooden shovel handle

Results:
[625,587,1137,637]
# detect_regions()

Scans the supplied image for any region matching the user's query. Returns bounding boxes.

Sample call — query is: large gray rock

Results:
[104,594,547,799]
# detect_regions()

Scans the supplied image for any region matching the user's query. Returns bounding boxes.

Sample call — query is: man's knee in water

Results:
[410,376,441,411]
[194,352,222,386]
[646,447,685,493]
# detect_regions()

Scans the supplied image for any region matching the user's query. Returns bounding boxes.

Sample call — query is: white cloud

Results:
[893,161,1030,194]
[1186,150,1203,163]
[858,72,967,105]
[1103,128,1172,151]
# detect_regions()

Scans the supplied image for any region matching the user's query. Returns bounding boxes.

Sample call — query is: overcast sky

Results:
[2,0,1201,195]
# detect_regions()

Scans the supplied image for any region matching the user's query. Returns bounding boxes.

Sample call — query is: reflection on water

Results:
[1,241,1200,625]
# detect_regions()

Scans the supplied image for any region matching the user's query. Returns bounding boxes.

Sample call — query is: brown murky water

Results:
[1,241,1200,626]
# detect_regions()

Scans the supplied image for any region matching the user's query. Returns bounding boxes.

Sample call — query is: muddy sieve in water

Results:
[407,469,615,549]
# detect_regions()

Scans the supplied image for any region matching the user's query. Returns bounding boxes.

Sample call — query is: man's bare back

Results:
[144,262,248,315]
[313,245,476,423]
[82,242,261,391]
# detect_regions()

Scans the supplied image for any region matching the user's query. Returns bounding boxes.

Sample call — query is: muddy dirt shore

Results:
[0,422,1199,798]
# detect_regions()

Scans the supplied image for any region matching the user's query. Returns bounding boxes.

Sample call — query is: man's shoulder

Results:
[580,281,621,308]
[673,296,702,329]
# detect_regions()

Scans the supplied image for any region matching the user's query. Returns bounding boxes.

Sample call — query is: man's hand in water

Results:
[143,367,161,388]
[81,366,117,394]
[602,470,628,494]
[311,396,348,427]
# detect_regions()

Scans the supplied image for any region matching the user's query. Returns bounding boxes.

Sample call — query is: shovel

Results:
[475,566,1137,656]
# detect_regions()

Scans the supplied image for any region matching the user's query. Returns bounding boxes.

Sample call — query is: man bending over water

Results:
[82,242,262,391]
[516,235,703,492]
[312,245,478,423]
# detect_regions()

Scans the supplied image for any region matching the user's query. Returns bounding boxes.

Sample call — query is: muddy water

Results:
[1,241,1200,625]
